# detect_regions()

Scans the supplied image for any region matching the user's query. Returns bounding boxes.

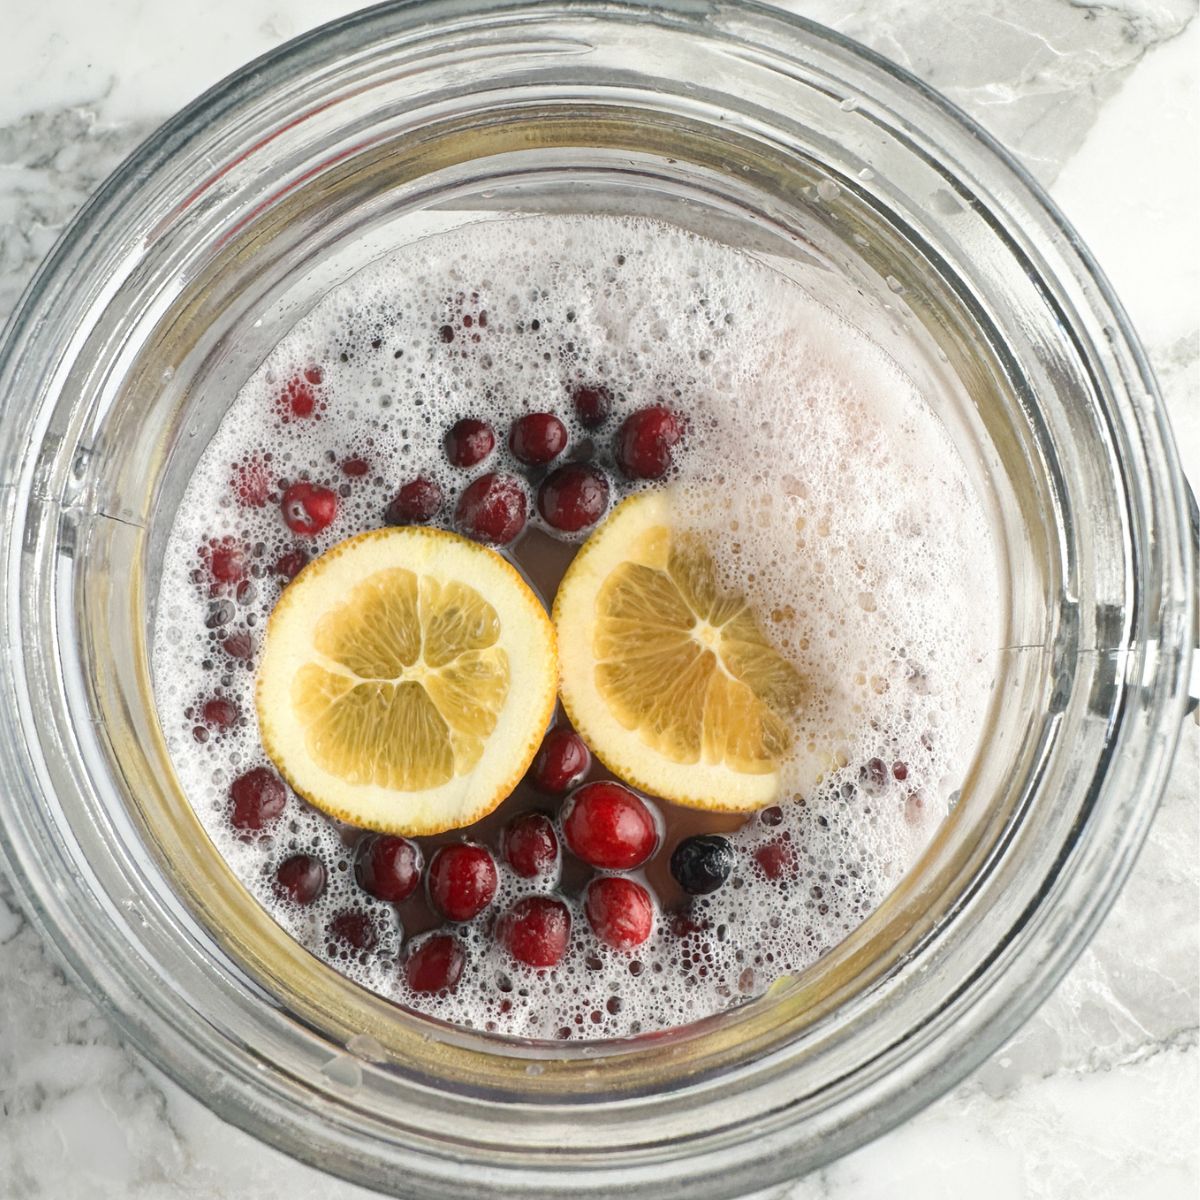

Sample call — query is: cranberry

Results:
[455,472,527,545]
[221,631,254,660]
[326,909,378,952]
[229,767,286,831]
[385,476,443,525]
[273,547,309,579]
[509,412,568,466]
[892,760,909,782]
[278,369,323,420]
[354,834,423,903]
[561,782,658,870]
[537,463,610,533]
[615,405,683,479]
[444,418,495,467]
[274,854,327,905]
[304,365,324,385]
[202,697,239,729]
[201,537,247,586]
[760,805,784,827]
[497,896,571,967]
[281,482,338,535]
[585,876,654,951]
[341,456,370,477]
[570,383,613,428]
[670,835,735,895]
[531,728,591,794]
[231,456,272,508]
[753,838,795,881]
[405,933,466,993]
[503,812,560,878]
[428,843,498,921]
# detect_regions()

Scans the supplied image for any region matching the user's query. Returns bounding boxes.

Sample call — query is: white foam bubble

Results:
[151,214,1000,1040]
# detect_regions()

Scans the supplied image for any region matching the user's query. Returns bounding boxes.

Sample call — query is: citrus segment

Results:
[554,491,804,810]
[257,527,556,835]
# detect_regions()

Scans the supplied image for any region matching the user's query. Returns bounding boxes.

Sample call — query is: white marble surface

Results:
[0,1,1196,1197]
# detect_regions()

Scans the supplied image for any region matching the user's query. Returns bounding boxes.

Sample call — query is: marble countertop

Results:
[1,1,1196,1197]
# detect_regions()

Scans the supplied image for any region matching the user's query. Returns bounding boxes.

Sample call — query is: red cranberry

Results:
[304,365,324,385]
[428,843,498,921]
[222,631,254,660]
[326,909,377,952]
[531,728,591,794]
[503,812,560,878]
[570,383,613,428]
[892,760,909,782]
[201,537,247,585]
[279,369,323,420]
[615,405,683,479]
[509,412,568,466]
[444,418,495,467]
[274,854,327,905]
[455,472,527,545]
[585,876,654,950]
[231,456,272,507]
[385,476,443,525]
[341,456,370,477]
[537,463,610,533]
[273,547,309,579]
[202,697,239,729]
[561,782,658,870]
[354,834,423,903]
[497,896,571,967]
[281,482,338,534]
[405,934,466,993]
[229,767,286,831]
[753,838,795,881]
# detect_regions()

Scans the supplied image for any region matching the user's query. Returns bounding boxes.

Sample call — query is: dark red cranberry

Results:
[203,537,247,585]
[561,782,658,870]
[455,472,527,545]
[202,697,239,729]
[570,383,613,428]
[537,464,610,534]
[405,934,466,993]
[497,896,571,967]
[859,757,889,795]
[279,369,323,420]
[274,854,327,905]
[892,760,909,782]
[273,547,309,579]
[585,876,654,950]
[509,412,568,466]
[303,365,324,385]
[670,835,735,895]
[385,476,443,525]
[615,405,683,479]
[753,838,795,881]
[231,456,272,508]
[281,482,338,535]
[341,456,370,477]
[760,805,784,827]
[428,843,498,922]
[502,812,560,878]
[444,418,495,467]
[326,909,377,952]
[531,728,591,794]
[229,767,286,831]
[222,631,254,660]
[354,834,423,903]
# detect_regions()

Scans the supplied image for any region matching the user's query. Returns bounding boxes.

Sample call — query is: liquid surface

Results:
[152,214,1000,1039]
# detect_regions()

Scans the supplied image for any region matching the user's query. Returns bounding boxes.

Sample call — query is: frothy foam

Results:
[152,214,1000,1039]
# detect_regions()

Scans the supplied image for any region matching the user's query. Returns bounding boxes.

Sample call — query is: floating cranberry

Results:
[760,805,784,827]
[202,537,247,585]
[326,909,378,952]
[274,854,327,905]
[503,812,560,878]
[753,838,795,881]
[354,834,423,903]
[229,767,286,831]
[570,383,613,429]
[615,405,683,479]
[531,728,591,794]
[444,418,495,467]
[221,631,254,660]
[509,412,568,466]
[497,896,571,967]
[537,463,610,533]
[281,482,338,535]
[202,697,239,729]
[892,760,909,782]
[561,782,658,870]
[405,933,466,993]
[341,456,370,477]
[273,547,309,579]
[585,876,654,951]
[385,476,443,525]
[279,368,323,420]
[455,472,527,545]
[428,843,498,922]
[231,455,273,508]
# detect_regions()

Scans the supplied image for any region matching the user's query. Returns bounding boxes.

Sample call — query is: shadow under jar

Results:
[0,2,1195,1198]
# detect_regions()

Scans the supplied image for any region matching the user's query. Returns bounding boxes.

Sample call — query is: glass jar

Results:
[0,2,1195,1196]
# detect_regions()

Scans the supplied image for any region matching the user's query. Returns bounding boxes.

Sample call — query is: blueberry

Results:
[670,835,735,895]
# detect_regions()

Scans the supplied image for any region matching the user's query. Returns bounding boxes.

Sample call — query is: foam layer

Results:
[151,214,1000,1039]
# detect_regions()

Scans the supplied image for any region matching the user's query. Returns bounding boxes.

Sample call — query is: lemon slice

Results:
[257,527,556,835]
[554,491,804,811]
